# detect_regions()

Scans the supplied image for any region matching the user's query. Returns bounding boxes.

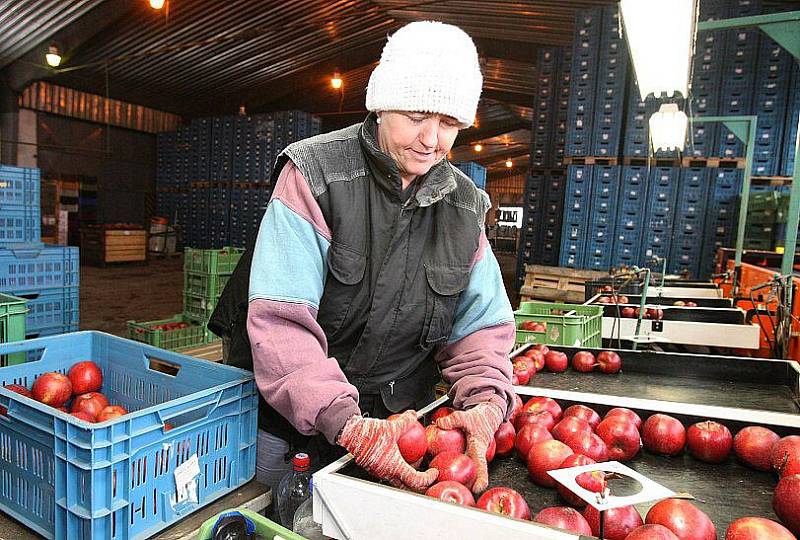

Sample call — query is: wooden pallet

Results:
[681,157,746,169]
[177,339,224,362]
[564,156,619,166]
[519,264,608,304]
[528,167,568,177]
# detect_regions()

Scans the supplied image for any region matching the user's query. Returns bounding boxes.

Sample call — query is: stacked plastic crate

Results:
[0,165,80,338]
[669,169,711,277]
[585,166,621,270]
[612,167,649,270]
[591,6,628,158]
[530,47,560,168]
[686,0,728,157]
[623,81,652,159]
[701,169,743,278]
[565,8,602,158]
[559,165,593,268]
[554,46,573,168]
[452,162,487,190]
[516,173,546,288]
[641,167,681,270]
[750,18,790,176]
[717,1,760,160]
[540,173,567,266]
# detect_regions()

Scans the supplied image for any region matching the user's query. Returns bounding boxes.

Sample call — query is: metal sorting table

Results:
[313,348,799,539]
[598,304,761,349]
[593,294,733,308]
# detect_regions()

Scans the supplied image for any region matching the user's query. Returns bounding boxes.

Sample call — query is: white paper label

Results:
[174,454,200,504]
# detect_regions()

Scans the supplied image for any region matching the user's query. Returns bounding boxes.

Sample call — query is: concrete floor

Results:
[79,251,521,337]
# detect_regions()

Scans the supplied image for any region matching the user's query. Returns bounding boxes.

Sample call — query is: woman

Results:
[246,20,515,498]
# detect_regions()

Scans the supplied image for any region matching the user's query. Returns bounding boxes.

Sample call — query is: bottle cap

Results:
[292,452,311,471]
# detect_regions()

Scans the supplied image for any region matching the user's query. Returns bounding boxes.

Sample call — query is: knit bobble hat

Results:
[366,21,483,127]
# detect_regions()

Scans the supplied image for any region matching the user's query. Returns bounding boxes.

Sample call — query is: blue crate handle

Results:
[4,245,45,258]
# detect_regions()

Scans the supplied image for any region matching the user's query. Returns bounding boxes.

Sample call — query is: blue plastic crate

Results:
[782,63,800,177]
[452,162,487,190]
[0,245,79,293]
[0,205,41,245]
[0,166,40,209]
[0,331,257,540]
[13,286,79,338]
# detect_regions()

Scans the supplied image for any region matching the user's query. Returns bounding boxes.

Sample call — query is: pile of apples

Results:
[2,361,130,423]
[393,396,800,539]
[134,321,190,334]
[519,320,547,333]
[512,345,622,385]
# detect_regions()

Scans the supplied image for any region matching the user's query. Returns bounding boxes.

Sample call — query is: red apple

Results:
[552,417,592,443]
[31,372,73,407]
[519,321,536,331]
[476,487,530,520]
[55,406,68,412]
[70,411,95,423]
[525,349,546,371]
[605,408,642,431]
[429,451,477,490]
[425,424,466,457]
[687,420,732,464]
[770,435,800,477]
[597,296,612,304]
[522,396,563,422]
[733,426,780,471]
[67,361,103,394]
[494,422,516,457]
[515,423,553,459]
[545,351,569,373]
[621,306,636,318]
[725,517,796,540]
[96,405,128,422]
[597,351,623,374]
[526,439,573,487]
[642,414,686,456]
[686,301,698,307]
[70,392,110,421]
[513,410,556,433]
[556,454,606,507]
[565,431,609,462]
[773,474,800,535]
[648,307,664,321]
[563,404,601,430]
[597,417,641,461]
[617,295,629,304]
[431,407,454,422]
[646,499,716,540]
[425,481,475,507]
[584,505,644,540]
[572,351,596,373]
[513,356,536,386]
[673,301,686,307]
[388,414,427,464]
[534,507,592,535]
[626,525,680,539]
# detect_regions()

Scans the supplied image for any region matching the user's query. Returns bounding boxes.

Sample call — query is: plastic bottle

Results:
[292,479,327,539]
[276,453,311,527]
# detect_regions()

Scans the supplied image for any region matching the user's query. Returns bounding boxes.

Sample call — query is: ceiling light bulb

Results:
[505,160,513,168]
[649,103,688,151]
[45,44,61,67]
[149,0,165,9]
[331,72,343,89]
[474,144,483,152]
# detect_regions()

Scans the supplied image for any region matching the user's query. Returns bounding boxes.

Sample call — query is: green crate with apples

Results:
[514,301,602,348]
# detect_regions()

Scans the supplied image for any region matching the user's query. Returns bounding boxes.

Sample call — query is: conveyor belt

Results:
[595,294,733,308]
[522,346,800,414]
[600,305,745,324]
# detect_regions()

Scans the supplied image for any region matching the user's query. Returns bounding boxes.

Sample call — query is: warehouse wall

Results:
[35,112,156,225]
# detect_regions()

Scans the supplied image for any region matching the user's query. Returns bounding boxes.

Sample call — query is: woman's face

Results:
[377,111,461,181]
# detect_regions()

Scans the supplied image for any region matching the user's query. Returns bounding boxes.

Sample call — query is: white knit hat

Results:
[366,21,483,127]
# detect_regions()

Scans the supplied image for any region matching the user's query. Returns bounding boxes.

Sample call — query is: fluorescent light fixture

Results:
[649,103,688,151]
[621,0,697,100]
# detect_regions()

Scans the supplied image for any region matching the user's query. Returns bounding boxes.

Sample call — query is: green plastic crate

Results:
[514,301,603,347]
[184,271,230,298]
[183,292,218,323]
[196,508,306,540]
[184,247,244,275]
[0,293,27,366]
[127,314,211,350]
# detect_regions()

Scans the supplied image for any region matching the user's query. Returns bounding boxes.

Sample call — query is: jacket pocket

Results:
[317,242,367,337]
[420,263,471,349]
